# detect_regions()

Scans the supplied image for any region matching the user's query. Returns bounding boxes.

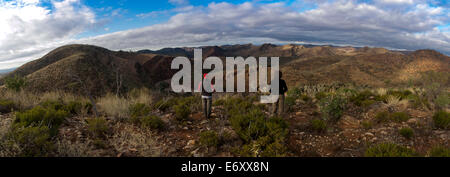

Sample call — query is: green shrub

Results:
[174,103,191,121]
[41,100,65,111]
[311,119,327,132]
[315,92,328,101]
[14,106,68,136]
[350,90,375,106]
[408,94,431,109]
[230,108,267,143]
[434,94,449,110]
[140,115,164,130]
[390,112,410,123]
[64,101,83,115]
[375,111,410,123]
[433,111,450,129]
[199,130,219,148]
[5,75,26,92]
[319,94,346,121]
[375,111,390,123]
[4,126,52,157]
[229,104,289,157]
[361,100,376,109]
[365,143,418,157]
[153,98,177,111]
[362,121,373,130]
[429,146,450,157]
[0,99,16,113]
[86,118,109,138]
[284,96,297,112]
[287,87,302,99]
[129,103,151,118]
[399,127,414,139]
[387,90,412,100]
[299,94,312,102]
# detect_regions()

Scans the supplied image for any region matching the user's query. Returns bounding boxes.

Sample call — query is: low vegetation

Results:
[0,81,448,157]
[432,111,450,129]
[399,127,414,139]
[365,143,418,157]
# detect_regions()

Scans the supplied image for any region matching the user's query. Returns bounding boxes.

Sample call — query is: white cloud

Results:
[0,0,97,69]
[81,1,449,54]
[169,0,189,6]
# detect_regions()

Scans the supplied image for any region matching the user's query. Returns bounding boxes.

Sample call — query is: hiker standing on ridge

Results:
[198,73,215,119]
[273,71,288,116]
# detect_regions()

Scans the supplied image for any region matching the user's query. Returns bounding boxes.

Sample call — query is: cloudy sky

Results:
[0,0,449,69]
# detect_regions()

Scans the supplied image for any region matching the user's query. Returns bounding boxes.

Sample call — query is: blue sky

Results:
[0,0,449,69]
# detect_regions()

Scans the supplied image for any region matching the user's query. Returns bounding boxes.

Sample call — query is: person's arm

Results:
[211,84,216,93]
[197,82,202,92]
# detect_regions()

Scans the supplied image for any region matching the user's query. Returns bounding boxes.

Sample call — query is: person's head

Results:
[279,71,283,79]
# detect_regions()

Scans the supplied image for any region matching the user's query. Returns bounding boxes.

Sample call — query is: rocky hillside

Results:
[2,45,177,95]
[2,44,449,95]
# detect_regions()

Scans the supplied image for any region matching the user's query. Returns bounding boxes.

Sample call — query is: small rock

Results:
[186,140,196,149]
[364,132,374,137]
[183,127,189,130]
[407,118,418,124]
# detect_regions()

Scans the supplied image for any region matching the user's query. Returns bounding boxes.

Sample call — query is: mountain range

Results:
[1,43,448,95]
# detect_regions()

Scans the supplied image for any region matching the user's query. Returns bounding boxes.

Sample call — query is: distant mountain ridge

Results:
[1,43,448,95]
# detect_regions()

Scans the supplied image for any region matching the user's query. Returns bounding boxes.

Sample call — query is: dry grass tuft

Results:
[128,88,154,105]
[108,123,161,157]
[376,88,388,96]
[385,95,409,111]
[0,90,39,110]
[55,137,98,157]
[97,93,130,119]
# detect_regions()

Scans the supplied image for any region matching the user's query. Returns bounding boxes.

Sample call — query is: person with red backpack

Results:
[198,73,215,119]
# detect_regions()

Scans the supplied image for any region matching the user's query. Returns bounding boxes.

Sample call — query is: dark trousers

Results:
[202,98,212,119]
[272,94,285,116]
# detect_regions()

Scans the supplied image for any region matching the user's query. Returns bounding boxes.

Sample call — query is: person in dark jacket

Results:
[273,71,288,116]
[198,73,215,119]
